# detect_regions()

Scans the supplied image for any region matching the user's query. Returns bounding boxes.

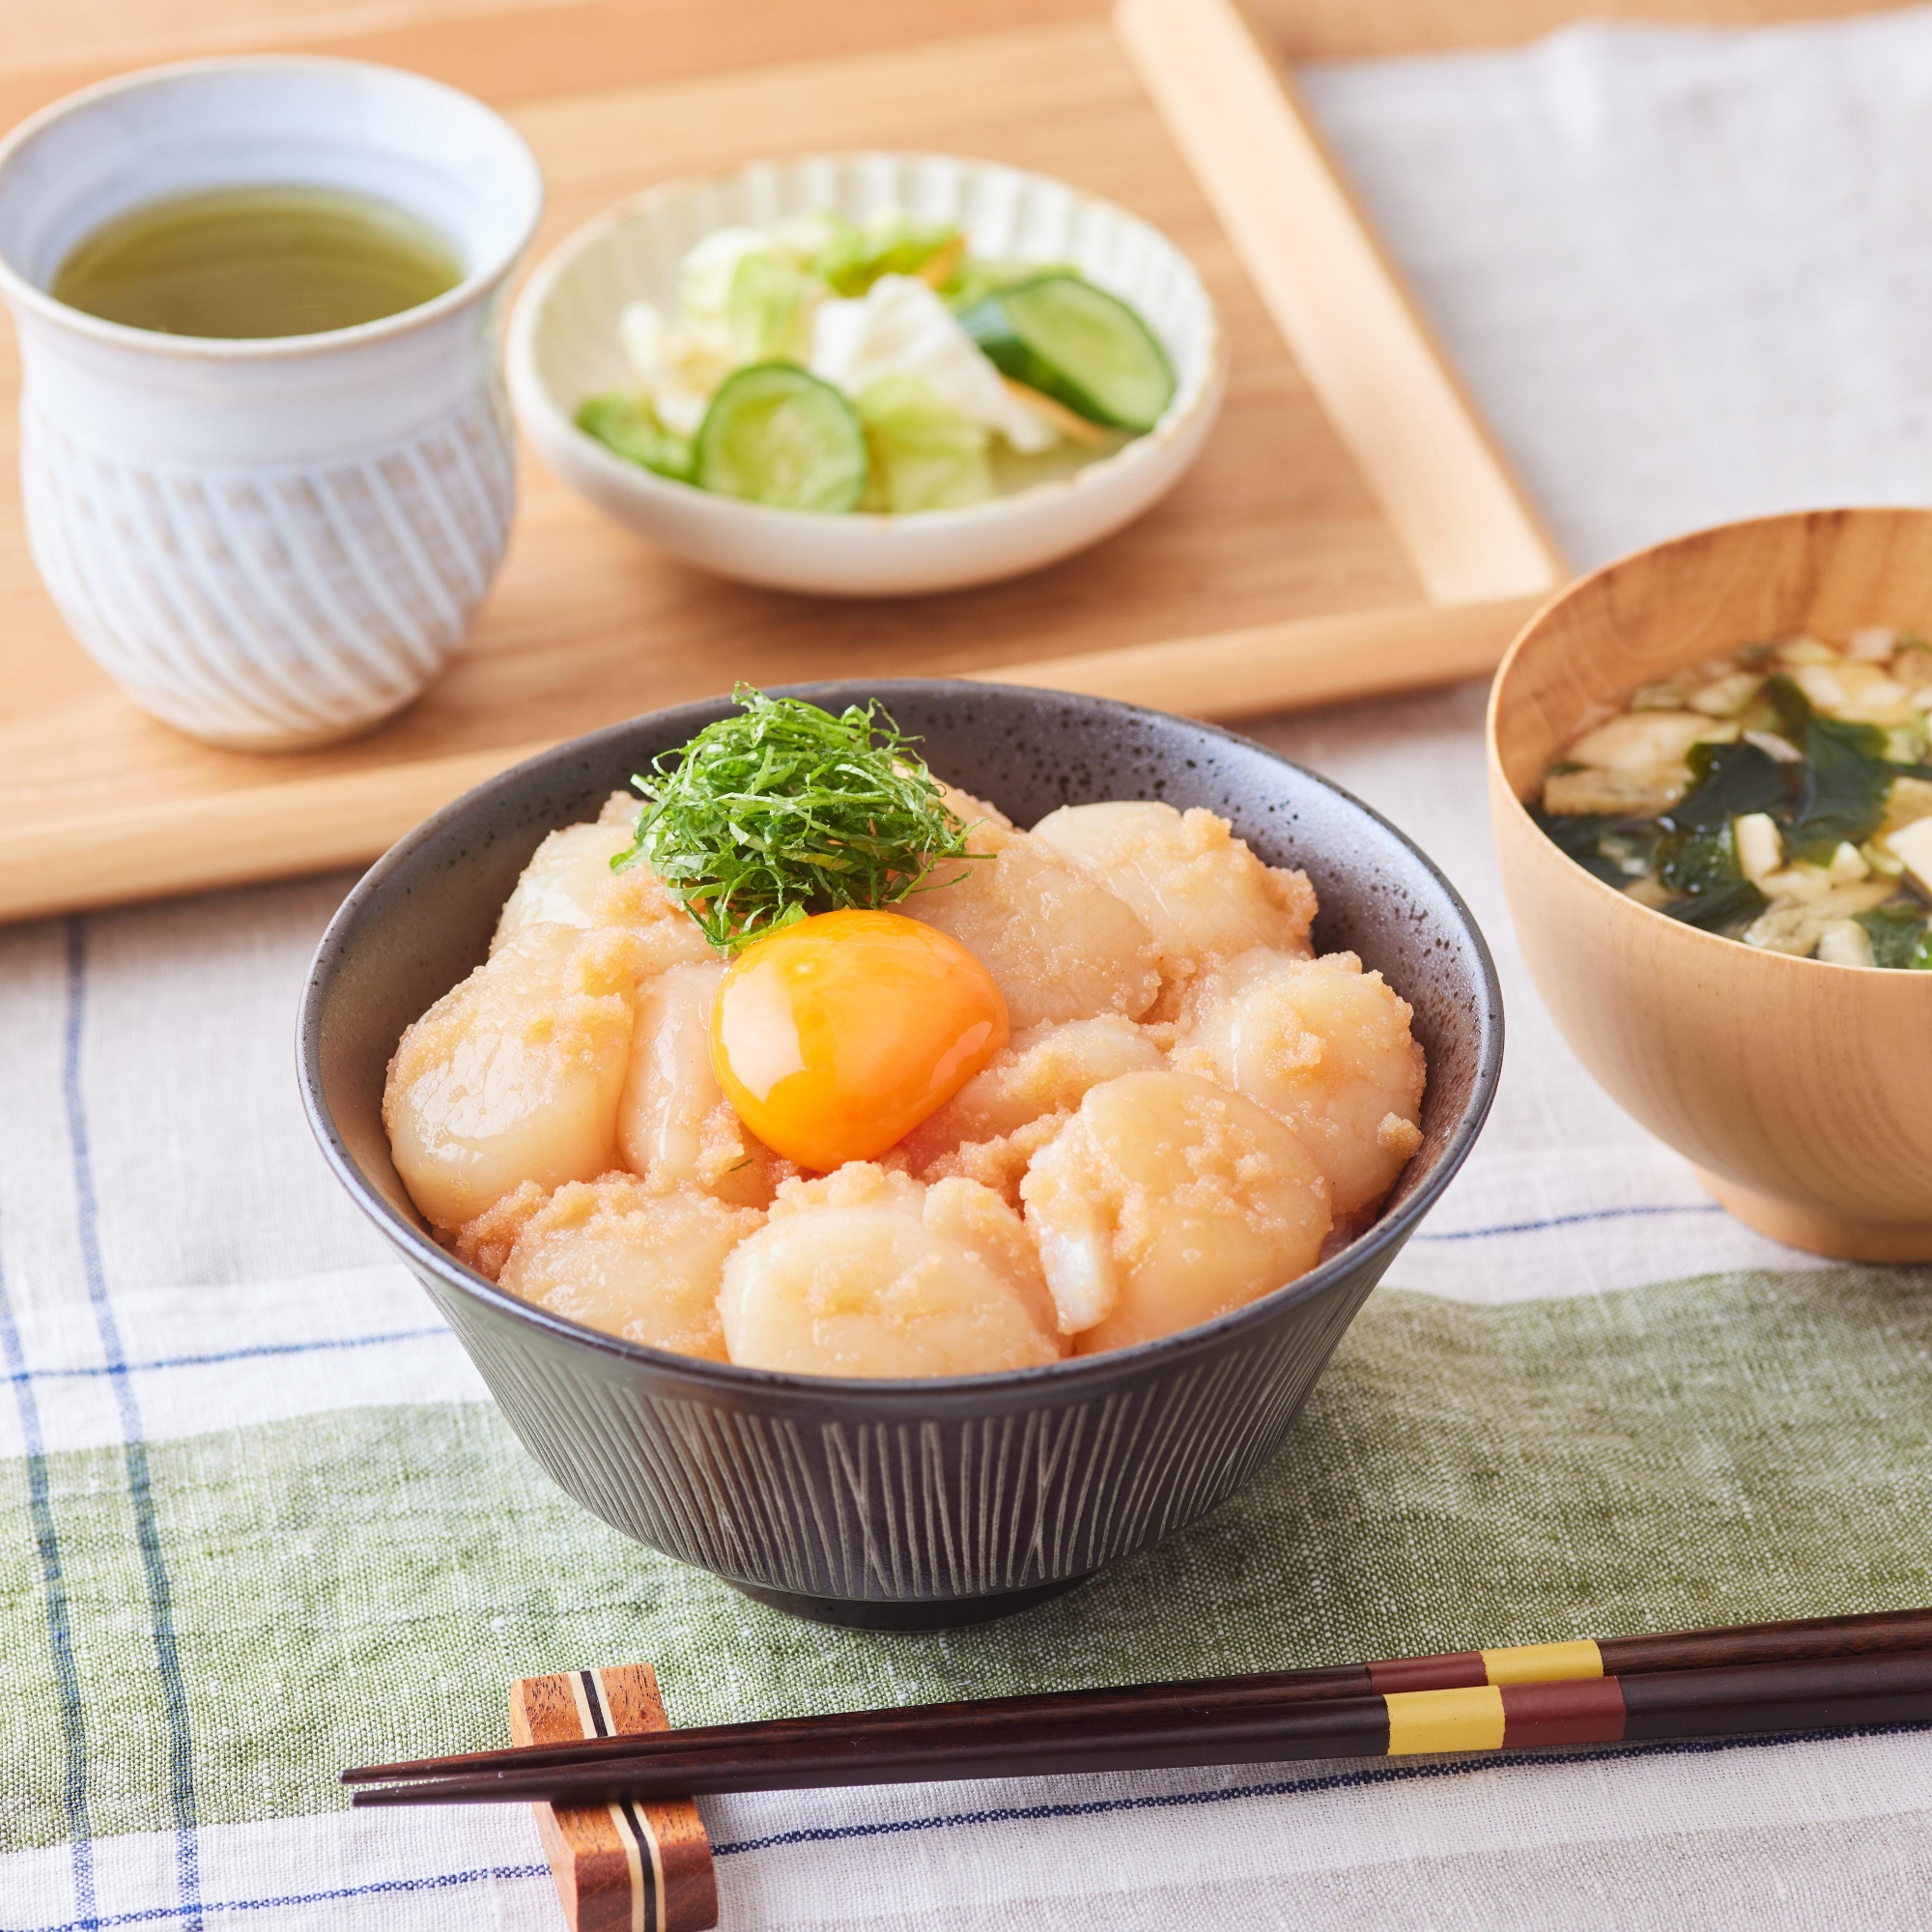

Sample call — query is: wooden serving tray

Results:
[0,0,1569,923]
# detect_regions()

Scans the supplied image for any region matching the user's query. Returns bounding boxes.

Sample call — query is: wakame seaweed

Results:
[1532,643,1932,965]
[1533,810,1656,888]
[1770,675,1897,860]
[1856,904,1926,969]
[1657,818,1744,896]
[1659,740,1790,832]
[1662,875,1770,931]
[1654,817,1769,928]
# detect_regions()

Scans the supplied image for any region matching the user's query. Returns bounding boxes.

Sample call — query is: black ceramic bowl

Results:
[298,682,1502,1629]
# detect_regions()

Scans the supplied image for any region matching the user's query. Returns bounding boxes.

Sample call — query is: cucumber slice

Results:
[576,392,692,480]
[957,272,1176,433]
[694,363,869,513]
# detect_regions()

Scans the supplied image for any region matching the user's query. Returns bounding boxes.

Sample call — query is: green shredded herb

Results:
[612,685,979,949]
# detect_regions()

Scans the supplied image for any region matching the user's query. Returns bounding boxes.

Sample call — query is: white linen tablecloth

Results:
[5,12,1932,1928]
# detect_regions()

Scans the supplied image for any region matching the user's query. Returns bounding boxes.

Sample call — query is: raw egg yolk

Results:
[710,908,1009,1172]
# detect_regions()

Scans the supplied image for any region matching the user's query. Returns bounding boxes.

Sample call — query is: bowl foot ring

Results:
[1693,1167,1932,1264]
[728,1572,1092,1631]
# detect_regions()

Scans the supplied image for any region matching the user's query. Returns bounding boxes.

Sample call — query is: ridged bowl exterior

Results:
[507,154,1228,596]
[18,379,516,748]
[299,685,1501,1622]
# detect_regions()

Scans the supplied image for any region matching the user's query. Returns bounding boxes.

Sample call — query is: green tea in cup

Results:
[50,184,465,338]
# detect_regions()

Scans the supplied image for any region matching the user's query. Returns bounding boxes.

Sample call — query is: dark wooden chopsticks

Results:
[343,1605,1932,1806]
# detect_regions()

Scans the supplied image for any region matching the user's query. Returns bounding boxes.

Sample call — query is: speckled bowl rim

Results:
[299,682,1502,1408]
[1486,504,1932,985]
[505,151,1228,533]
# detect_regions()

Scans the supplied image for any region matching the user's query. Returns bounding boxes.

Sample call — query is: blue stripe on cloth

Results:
[4,1725,1923,1930]
[0,1214,98,1930]
[0,1208,1748,1394]
[707,1719,1932,1858]
[64,920,201,1932]
[1409,1204,1727,1242]
[2,1864,551,1932]
[8,1328,453,1385]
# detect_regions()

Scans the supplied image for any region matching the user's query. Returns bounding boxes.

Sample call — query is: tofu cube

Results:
[1887,814,1932,896]
[1826,841,1871,884]
[1733,812,1782,882]
[1816,920,1876,968]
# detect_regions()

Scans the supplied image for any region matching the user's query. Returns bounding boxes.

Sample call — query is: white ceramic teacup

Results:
[0,57,542,750]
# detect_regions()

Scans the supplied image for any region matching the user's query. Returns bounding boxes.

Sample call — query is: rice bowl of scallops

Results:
[299,683,1501,1627]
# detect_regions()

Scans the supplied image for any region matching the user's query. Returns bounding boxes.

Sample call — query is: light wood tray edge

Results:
[5,1,1570,924]
[2,593,1541,923]
[1117,0,1568,608]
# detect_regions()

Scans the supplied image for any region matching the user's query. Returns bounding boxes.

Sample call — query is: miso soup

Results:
[1535,629,1932,968]
[50,185,465,339]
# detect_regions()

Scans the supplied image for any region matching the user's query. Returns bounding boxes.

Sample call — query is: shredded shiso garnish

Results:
[612,685,979,949]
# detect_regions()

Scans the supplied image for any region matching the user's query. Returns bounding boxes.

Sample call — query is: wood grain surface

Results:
[1488,506,1932,1262]
[511,1662,717,1932]
[356,1605,1932,1808]
[1121,0,1563,605]
[0,0,1895,115]
[1251,0,1913,59]
[7,0,1873,920]
[0,0,1565,921]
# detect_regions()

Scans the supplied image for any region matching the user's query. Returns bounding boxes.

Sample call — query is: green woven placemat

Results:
[7,1264,1927,1853]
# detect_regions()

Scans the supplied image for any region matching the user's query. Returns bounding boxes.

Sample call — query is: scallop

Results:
[1019,1070,1331,1353]
[492,795,717,981]
[492,816,637,950]
[934,781,1016,840]
[1174,949,1425,1221]
[383,923,636,1233]
[497,1174,761,1360]
[617,959,785,1206]
[906,827,1160,1029]
[898,1015,1164,1173]
[718,1165,1063,1378]
[1029,801,1316,976]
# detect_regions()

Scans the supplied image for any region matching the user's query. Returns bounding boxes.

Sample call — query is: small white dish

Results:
[506,153,1227,598]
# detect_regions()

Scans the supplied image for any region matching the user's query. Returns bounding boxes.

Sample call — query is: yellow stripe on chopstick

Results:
[1481,1639,1604,1686]
[1384,1685,1506,1754]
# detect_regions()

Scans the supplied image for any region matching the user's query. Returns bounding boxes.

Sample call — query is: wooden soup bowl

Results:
[1488,507,1932,1263]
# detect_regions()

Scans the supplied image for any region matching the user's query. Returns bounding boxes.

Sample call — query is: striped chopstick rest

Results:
[510,1664,717,1932]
